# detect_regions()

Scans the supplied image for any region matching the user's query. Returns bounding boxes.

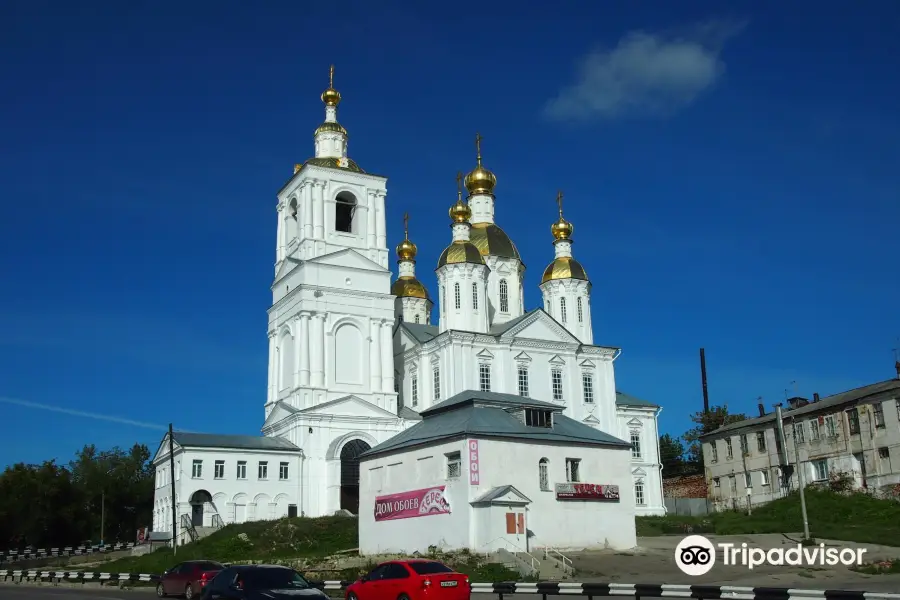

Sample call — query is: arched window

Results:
[335,192,356,233]
[577,297,584,323]
[499,279,509,313]
[472,282,478,310]
[414,314,420,324]
[560,298,567,323]
[539,458,550,491]
[454,283,461,309]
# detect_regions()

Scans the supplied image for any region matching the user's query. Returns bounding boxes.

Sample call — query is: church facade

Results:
[151,67,664,538]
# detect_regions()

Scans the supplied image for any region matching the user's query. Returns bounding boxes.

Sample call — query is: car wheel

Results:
[156,583,167,598]
[185,584,194,599]
[398,594,411,600]
[348,593,359,600]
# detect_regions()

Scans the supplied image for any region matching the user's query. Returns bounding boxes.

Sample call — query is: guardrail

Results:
[2,570,899,599]
[0,542,135,563]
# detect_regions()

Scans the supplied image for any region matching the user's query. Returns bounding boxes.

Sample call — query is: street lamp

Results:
[100,466,115,547]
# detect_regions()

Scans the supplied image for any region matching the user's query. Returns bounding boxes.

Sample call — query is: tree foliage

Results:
[0,443,153,549]
[659,433,687,475]
[683,405,748,468]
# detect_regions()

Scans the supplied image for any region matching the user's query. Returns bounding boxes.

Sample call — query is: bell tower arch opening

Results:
[339,438,371,514]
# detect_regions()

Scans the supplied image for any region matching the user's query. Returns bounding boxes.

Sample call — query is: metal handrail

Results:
[180,514,198,543]
[211,514,225,530]
[541,546,574,572]
[479,537,540,574]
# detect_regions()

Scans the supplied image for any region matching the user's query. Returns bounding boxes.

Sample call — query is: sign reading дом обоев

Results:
[374,486,452,521]
[555,482,620,501]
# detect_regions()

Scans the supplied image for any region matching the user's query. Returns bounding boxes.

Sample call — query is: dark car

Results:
[345,560,470,600]
[199,564,329,600]
[157,560,226,599]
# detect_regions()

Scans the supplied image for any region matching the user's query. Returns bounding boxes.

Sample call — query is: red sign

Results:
[555,483,620,501]
[374,486,451,521]
[468,439,480,485]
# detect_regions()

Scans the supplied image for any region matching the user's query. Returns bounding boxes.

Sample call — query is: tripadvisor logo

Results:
[675,535,868,576]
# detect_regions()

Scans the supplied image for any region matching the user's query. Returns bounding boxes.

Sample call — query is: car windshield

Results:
[242,569,309,590]
[408,562,454,575]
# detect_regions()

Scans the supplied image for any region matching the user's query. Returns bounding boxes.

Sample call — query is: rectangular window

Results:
[236,461,247,480]
[756,431,766,453]
[739,434,749,455]
[744,472,752,488]
[214,460,224,479]
[411,376,418,407]
[446,452,461,479]
[525,408,552,428]
[582,373,594,403]
[824,415,837,437]
[551,369,563,401]
[793,422,805,443]
[192,460,202,478]
[847,409,860,435]
[565,458,581,483]
[809,419,820,440]
[812,459,828,481]
[634,482,645,506]
[878,447,890,459]
[630,431,642,459]
[873,403,885,428]
[725,438,733,459]
[760,469,770,486]
[258,461,268,480]
[279,462,289,480]
[433,367,441,401]
[711,442,718,463]
[729,475,736,492]
[479,363,491,392]
[517,366,529,397]
[713,477,720,488]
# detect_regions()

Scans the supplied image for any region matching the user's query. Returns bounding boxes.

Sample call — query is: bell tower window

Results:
[499,279,509,313]
[335,192,357,233]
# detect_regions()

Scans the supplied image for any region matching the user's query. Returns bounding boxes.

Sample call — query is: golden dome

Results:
[437,241,485,268]
[396,212,417,261]
[314,121,347,136]
[550,190,573,240]
[321,65,341,107]
[392,277,430,300]
[450,171,472,223]
[296,156,365,174]
[469,222,522,262]
[464,132,497,197]
[541,257,588,284]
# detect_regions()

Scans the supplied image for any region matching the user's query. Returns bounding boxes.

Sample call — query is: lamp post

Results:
[100,466,115,547]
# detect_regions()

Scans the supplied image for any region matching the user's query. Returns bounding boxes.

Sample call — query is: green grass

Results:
[636,488,900,546]
[852,559,900,575]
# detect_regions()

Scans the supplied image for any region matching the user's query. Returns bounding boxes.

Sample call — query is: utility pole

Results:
[169,423,177,554]
[782,407,811,540]
[100,490,105,547]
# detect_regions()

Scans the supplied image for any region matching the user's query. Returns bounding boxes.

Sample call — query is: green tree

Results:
[659,433,686,475]
[683,405,747,470]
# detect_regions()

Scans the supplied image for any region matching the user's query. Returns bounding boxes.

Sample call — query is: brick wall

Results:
[663,474,708,498]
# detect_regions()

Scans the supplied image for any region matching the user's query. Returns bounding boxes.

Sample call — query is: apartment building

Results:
[700,378,900,511]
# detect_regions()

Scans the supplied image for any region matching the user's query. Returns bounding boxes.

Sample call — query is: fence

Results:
[2,570,898,600]
[664,498,713,516]
[0,542,135,564]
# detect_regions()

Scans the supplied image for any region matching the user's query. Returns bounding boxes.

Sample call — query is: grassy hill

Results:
[636,488,900,546]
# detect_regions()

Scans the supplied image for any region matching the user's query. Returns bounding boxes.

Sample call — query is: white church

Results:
[151,67,665,543]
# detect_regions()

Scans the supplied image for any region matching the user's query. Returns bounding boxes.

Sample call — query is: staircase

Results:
[192,514,225,540]
[493,547,573,580]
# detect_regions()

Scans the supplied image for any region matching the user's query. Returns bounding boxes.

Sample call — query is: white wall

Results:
[617,406,665,516]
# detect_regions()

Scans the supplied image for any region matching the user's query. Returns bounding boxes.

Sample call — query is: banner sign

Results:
[374,486,451,521]
[468,439,480,485]
[555,483,620,501]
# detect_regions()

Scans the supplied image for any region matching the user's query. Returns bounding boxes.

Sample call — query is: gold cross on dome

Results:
[329,65,335,87]
[456,171,463,199]
[475,133,483,164]
[556,190,564,217]
[403,212,409,239]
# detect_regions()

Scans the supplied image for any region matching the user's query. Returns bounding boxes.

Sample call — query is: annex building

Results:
[150,67,665,547]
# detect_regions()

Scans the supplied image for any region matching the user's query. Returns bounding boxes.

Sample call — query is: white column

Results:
[292,317,302,387]
[313,182,325,240]
[311,314,326,388]
[370,319,382,392]
[267,333,276,403]
[303,183,314,239]
[367,191,377,249]
[276,205,285,262]
[299,313,311,386]
[375,192,386,248]
[380,321,394,392]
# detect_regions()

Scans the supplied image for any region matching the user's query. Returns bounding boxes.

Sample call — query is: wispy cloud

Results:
[0,396,169,431]
[544,19,747,121]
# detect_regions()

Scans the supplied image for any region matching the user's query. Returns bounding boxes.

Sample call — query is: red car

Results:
[156,560,226,599]
[345,560,470,600]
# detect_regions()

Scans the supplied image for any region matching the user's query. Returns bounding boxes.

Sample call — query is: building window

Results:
[446,452,461,479]
[192,460,202,478]
[582,373,594,403]
[873,403,885,428]
[634,481,645,506]
[214,460,224,479]
[713,477,720,488]
[725,438,733,459]
[560,297,567,323]
[551,368,563,401]
[744,472,752,488]
[499,279,509,313]
[760,469,770,486]
[517,366,529,397]
[565,458,581,482]
[729,475,736,492]
[479,363,491,392]
[279,462,289,480]
[433,366,441,401]
[538,458,550,491]
[525,408,552,428]
[577,297,584,323]
[711,442,718,463]
[739,434,749,455]
[334,192,356,233]
[878,447,890,459]
[411,376,418,407]
[414,314,420,323]
[793,422,805,443]
[756,431,766,453]
[236,461,247,480]
[809,419,820,440]
[630,431,642,459]
[824,415,837,437]
[472,282,478,310]
[258,461,268,480]
[454,283,461,310]
[847,408,860,435]
[812,459,828,481]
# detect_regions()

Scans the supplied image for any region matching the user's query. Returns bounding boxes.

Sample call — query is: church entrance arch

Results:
[340,439,371,514]
[189,490,212,527]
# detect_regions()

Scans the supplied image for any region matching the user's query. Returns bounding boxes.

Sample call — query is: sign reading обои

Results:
[374,486,451,521]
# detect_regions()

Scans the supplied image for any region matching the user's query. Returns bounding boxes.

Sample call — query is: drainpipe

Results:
[299,450,306,517]
[655,406,667,514]
[774,407,789,495]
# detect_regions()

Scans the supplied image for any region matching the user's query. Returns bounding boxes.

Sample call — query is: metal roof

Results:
[472,485,532,504]
[422,390,560,417]
[616,391,658,408]
[172,432,300,451]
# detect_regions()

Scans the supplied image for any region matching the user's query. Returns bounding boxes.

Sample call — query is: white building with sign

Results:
[358,391,638,554]
[151,67,665,542]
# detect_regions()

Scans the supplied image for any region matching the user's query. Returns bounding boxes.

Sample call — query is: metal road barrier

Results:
[1,571,899,599]
[0,542,135,563]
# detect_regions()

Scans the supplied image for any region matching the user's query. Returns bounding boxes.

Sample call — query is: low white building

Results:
[151,433,303,540]
[358,391,639,555]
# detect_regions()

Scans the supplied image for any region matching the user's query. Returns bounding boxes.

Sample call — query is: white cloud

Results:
[0,396,170,431]
[544,19,745,121]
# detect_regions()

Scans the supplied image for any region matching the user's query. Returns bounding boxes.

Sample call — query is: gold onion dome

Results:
[321,65,341,107]
[470,223,522,261]
[437,242,484,268]
[551,190,574,241]
[541,257,588,284]
[464,133,497,197]
[450,171,472,223]
[396,213,418,261]
[392,278,430,300]
[314,121,348,136]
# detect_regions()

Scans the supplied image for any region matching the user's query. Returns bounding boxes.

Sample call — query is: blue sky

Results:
[2,0,899,467]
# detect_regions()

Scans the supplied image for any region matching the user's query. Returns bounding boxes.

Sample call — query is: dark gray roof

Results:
[472,485,531,504]
[616,391,658,408]
[401,322,439,343]
[172,432,300,451]
[398,406,423,421]
[361,390,630,458]
[701,379,900,440]
[489,311,535,336]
